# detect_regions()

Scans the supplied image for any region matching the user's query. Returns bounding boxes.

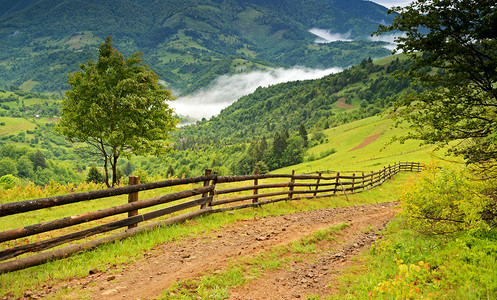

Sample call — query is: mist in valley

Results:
[171,67,342,122]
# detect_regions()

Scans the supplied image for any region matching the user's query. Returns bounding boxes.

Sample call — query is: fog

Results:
[308,28,353,43]
[369,33,405,51]
[369,0,413,8]
[171,67,342,121]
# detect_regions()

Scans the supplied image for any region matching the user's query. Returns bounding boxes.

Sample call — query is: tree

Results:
[123,161,134,176]
[30,150,46,171]
[376,0,497,171]
[298,123,308,148]
[56,37,177,187]
[17,156,34,178]
[0,157,17,177]
[282,136,305,167]
[86,165,104,184]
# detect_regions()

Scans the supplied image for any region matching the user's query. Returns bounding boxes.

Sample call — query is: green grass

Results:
[0,117,33,135]
[328,218,497,300]
[279,115,442,175]
[0,170,413,298]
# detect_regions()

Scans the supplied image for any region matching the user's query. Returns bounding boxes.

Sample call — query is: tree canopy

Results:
[56,36,177,187]
[377,0,497,171]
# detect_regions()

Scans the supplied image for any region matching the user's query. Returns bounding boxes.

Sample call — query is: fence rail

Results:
[0,161,422,273]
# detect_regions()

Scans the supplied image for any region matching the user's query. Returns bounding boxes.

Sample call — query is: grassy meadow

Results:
[0,113,432,297]
[1,113,492,299]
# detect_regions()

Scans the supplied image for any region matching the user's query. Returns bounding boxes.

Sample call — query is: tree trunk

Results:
[101,142,110,188]
[112,148,119,187]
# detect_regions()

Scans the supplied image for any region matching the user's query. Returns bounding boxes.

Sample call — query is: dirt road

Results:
[28,201,397,299]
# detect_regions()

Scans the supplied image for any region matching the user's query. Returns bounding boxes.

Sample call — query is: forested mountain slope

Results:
[0,0,393,93]
[176,56,422,146]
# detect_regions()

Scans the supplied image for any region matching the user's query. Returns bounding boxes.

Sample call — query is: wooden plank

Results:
[313,173,322,197]
[289,170,295,200]
[215,183,291,195]
[253,169,259,204]
[200,169,212,209]
[0,197,212,261]
[0,208,213,274]
[216,174,291,183]
[0,175,215,217]
[211,191,291,206]
[0,185,213,243]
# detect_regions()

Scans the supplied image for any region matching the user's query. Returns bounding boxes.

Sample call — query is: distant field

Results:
[278,115,443,174]
[0,117,35,135]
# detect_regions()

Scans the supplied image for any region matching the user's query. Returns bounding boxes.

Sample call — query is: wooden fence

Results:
[0,162,422,273]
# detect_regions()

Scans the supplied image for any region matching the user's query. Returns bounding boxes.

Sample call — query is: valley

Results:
[1,0,496,299]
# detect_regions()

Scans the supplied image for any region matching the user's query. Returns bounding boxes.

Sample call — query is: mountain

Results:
[0,0,394,93]
[175,56,422,146]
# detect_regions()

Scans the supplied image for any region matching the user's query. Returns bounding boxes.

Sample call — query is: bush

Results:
[399,162,496,234]
[0,174,18,189]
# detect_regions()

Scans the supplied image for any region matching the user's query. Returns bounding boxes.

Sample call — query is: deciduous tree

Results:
[376,0,497,172]
[56,37,177,187]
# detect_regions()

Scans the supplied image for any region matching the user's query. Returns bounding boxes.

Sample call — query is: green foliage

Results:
[399,163,496,234]
[0,157,17,177]
[132,169,150,184]
[0,0,393,93]
[86,166,104,184]
[377,0,497,169]
[31,150,46,171]
[0,174,18,189]
[369,260,440,299]
[56,37,177,187]
[177,57,417,145]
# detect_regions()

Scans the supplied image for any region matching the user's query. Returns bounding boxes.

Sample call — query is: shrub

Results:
[399,162,496,234]
[0,174,18,190]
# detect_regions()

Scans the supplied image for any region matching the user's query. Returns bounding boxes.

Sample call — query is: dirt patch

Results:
[349,134,381,151]
[22,202,398,300]
[334,98,354,110]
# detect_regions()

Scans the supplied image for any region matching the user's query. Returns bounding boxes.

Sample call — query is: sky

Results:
[370,0,413,8]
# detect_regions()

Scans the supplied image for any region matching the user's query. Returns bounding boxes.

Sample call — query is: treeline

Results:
[0,89,61,118]
[0,144,83,188]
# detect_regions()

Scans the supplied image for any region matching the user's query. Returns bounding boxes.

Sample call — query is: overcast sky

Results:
[370,0,413,8]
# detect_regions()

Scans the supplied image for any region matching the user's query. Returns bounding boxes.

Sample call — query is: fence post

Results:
[201,169,212,209]
[352,173,355,191]
[334,172,340,194]
[252,169,259,203]
[362,172,365,191]
[207,171,218,207]
[289,170,295,200]
[127,176,140,229]
[313,172,322,197]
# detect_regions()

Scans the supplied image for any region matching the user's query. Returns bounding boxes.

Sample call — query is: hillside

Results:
[0,55,425,185]
[0,0,394,93]
[176,56,420,144]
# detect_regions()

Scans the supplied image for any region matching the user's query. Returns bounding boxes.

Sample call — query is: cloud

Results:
[171,67,342,121]
[308,28,353,43]
[369,33,405,51]
[368,0,413,8]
